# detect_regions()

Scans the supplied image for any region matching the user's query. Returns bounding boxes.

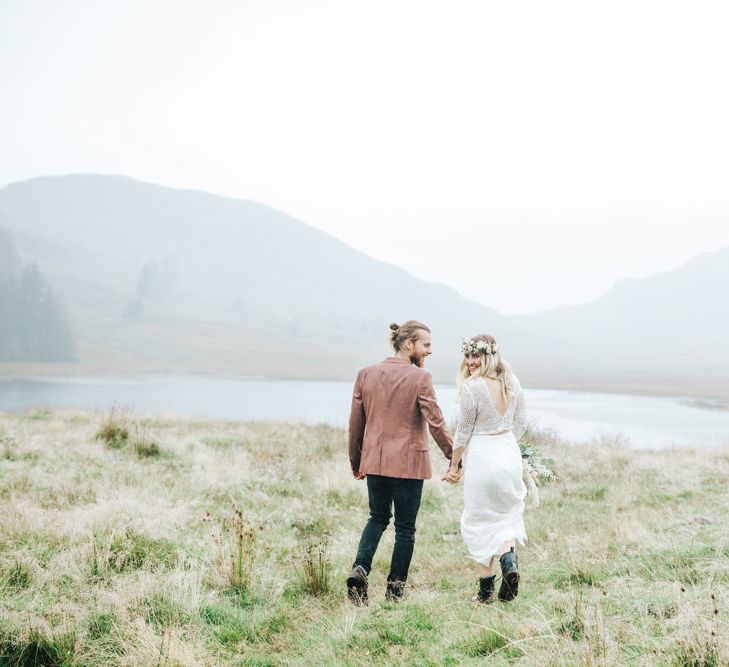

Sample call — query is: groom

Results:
[347,320,456,604]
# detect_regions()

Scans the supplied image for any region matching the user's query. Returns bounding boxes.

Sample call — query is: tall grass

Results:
[298,537,332,596]
[204,504,258,594]
[0,410,727,665]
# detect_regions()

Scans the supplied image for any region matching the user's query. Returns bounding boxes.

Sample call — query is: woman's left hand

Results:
[442,465,462,484]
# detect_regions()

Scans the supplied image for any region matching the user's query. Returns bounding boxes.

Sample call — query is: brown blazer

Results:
[348,357,453,480]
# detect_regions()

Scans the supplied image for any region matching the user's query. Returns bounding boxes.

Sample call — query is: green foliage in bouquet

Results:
[519,427,559,483]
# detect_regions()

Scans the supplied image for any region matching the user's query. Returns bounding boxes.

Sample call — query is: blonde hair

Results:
[389,320,430,351]
[456,334,515,404]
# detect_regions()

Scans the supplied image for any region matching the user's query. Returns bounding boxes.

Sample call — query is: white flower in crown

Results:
[460,339,478,355]
[492,344,499,354]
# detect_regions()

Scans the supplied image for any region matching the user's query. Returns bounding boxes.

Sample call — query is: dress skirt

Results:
[461,432,527,565]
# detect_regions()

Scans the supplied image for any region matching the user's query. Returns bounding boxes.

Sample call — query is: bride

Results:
[443,334,528,603]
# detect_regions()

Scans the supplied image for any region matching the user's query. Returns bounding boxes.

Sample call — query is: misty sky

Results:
[1,0,728,314]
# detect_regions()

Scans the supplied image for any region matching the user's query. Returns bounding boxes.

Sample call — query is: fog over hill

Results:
[0,175,507,380]
[0,175,726,400]
[514,246,729,396]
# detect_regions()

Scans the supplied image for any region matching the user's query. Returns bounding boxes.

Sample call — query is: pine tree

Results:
[38,287,77,361]
[136,260,163,299]
[0,274,21,359]
[17,265,46,359]
[0,229,77,361]
[0,227,21,279]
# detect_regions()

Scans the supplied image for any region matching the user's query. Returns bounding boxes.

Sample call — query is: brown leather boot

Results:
[385,578,405,602]
[346,565,368,606]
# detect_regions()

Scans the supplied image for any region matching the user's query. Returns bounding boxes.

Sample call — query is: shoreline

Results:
[1,364,728,411]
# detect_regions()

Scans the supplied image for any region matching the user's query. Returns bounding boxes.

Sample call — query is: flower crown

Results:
[461,339,499,356]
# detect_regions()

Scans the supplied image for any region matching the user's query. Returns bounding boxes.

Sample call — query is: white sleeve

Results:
[512,386,527,442]
[453,383,477,450]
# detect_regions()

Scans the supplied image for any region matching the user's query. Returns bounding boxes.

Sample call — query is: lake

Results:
[1,375,728,449]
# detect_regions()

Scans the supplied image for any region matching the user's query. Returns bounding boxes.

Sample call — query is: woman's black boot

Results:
[474,575,496,603]
[498,547,520,601]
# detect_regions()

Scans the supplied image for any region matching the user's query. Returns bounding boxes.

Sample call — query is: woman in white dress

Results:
[443,334,528,603]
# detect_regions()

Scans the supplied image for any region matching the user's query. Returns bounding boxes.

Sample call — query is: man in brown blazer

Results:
[347,320,456,604]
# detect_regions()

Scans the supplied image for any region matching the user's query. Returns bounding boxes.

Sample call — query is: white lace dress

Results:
[454,374,528,564]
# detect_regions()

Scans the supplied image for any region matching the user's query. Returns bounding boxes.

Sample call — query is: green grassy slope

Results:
[1,412,727,665]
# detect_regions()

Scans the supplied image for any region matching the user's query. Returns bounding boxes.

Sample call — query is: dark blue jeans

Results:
[353,475,424,584]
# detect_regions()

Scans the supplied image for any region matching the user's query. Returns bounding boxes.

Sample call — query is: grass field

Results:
[0,409,727,666]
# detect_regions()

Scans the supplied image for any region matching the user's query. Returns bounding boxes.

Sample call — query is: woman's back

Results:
[453,374,527,448]
[483,376,508,416]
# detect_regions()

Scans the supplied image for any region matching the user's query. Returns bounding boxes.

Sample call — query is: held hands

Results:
[441,463,462,484]
[353,470,366,480]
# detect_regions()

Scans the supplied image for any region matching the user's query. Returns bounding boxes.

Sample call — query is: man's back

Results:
[346,320,454,605]
[349,356,452,480]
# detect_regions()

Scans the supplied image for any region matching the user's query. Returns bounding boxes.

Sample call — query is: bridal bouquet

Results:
[518,431,558,508]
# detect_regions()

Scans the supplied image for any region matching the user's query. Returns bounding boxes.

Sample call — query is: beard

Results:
[409,353,425,368]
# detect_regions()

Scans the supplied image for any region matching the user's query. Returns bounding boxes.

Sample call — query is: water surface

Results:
[1,376,728,449]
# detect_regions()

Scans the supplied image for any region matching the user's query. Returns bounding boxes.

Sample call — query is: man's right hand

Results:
[441,465,462,484]
[353,470,366,480]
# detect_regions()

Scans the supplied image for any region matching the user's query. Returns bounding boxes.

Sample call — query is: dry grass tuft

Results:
[204,504,259,594]
[94,406,130,448]
[297,536,332,597]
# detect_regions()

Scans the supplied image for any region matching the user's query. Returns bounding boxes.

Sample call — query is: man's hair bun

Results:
[388,320,430,351]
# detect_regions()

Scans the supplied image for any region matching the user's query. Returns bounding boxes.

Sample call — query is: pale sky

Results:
[2,0,728,314]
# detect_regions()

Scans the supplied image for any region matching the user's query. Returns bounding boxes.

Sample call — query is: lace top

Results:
[453,374,527,450]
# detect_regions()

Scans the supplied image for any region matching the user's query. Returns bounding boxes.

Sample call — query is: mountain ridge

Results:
[0,174,507,381]
[1,174,727,399]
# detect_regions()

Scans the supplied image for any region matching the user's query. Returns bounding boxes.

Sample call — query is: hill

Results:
[511,246,729,396]
[0,175,507,379]
[0,174,727,401]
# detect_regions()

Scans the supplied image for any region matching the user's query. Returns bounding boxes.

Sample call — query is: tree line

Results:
[0,227,76,361]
